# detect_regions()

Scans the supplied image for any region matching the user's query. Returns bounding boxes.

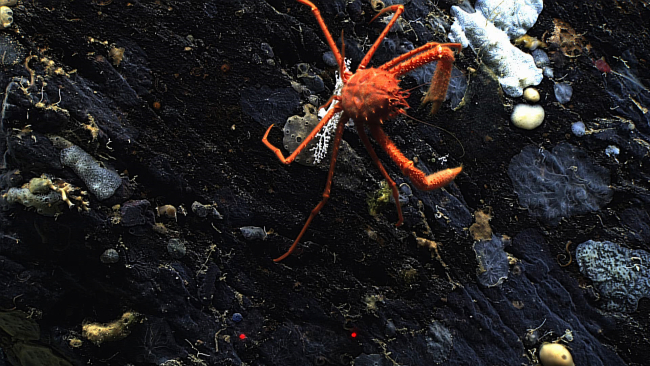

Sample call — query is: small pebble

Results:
[260,42,274,58]
[322,51,337,67]
[0,6,13,29]
[167,238,187,259]
[385,319,396,337]
[240,226,268,240]
[543,66,554,78]
[191,201,222,218]
[594,58,611,73]
[605,145,620,157]
[307,94,319,106]
[571,122,586,137]
[100,249,120,264]
[532,49,554,77]
[532,49,550,68]
[232,313,243,323]
[554,82,573,104]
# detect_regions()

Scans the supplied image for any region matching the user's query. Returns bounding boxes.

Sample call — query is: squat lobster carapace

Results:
[263,0,463,262]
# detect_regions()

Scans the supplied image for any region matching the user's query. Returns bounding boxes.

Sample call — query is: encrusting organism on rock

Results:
[3,175,89,216]
[263,0,463,261]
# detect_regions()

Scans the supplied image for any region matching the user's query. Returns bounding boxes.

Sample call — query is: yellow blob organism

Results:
[539,342,575,366]
[0,6,13,29]
[514,35,547,50]
[157,204,178,221]
[367,180,392,217]
[82,311,140,346]
[109,46,125,66]
[469,207,493,241]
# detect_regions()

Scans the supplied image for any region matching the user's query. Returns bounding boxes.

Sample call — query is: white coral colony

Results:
[449,0,544,97]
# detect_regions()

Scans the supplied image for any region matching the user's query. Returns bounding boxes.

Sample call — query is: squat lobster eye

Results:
[263,0,463,262]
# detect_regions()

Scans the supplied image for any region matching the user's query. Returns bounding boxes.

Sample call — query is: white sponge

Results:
[449,0,544,97]
[61,145,122,200]
[475,0,543,40]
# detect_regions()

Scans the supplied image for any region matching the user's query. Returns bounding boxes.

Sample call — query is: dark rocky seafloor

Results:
[0,0,649,365]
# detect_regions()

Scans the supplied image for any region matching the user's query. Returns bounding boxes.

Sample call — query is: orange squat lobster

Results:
[263,0,463,262]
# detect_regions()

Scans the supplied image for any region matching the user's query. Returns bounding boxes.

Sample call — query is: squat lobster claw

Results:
[263,0,463,262]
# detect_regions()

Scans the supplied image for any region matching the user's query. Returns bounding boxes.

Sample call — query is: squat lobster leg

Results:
[380,42,462,114]
[295,0,347,76]
[421,46,460,114]
[356,124,404,227]
[358,5,405,70]
[262,102,342,164]
[273,115,350,262]
[369,124,462,191]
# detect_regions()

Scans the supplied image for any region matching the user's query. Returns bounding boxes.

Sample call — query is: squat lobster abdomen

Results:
[341,68,408,123]
[262,0,463,262]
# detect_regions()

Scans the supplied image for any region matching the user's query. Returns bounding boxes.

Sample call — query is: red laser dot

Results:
[350,332,357,338]
[239,333,246,340]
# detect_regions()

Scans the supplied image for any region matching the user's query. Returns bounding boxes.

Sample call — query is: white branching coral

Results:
[311,58,351,164]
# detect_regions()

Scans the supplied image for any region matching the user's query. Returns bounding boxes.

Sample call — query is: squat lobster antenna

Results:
[272,115,350,262]
[398,110,466,159]
[368,124,462,191]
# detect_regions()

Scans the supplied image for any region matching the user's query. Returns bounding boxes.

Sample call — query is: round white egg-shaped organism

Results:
[539,342,575,366]
[511,104,545,130]
[523,87,541,103]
